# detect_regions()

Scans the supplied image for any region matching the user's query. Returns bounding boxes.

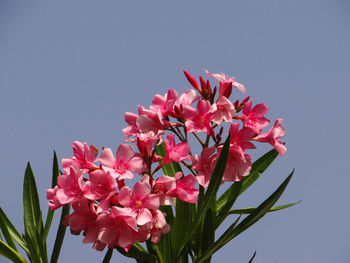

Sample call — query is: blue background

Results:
[1,1,349,262]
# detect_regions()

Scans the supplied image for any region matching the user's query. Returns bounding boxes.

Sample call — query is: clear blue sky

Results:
[1,1,349,262]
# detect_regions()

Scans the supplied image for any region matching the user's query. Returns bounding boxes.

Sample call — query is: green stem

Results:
[169,127,185,142]
[181,161,197,176]
[204,134,210,148]
[50,205,70,263]
[152,245,164,263]
[102,249,113,263]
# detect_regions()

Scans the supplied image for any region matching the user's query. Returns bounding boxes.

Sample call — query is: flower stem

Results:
[152,244,164,263]
[192,132,205,147]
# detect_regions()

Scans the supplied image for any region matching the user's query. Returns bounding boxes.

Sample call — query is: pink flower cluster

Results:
[47,70,286,252]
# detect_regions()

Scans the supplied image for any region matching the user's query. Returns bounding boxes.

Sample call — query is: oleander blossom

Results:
[47,69,287,253]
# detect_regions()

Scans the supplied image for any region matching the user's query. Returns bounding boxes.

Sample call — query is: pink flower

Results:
[118,181,160,225]
[205,70,246,96]
[162,134,192,165]
[136,131,163,158]
[47,166,84,210]
[62,198,99,245]
[147,210,170,244]
[229,122,256,150]
[254,119,287,156]
[62,141,98,172]
[97,207,138,251]
[136,106,168,134]
[220,145,252,182]
[175,89,199,108]
[148,175,176,205]
[123,106,169,137]
[168,172,199,203]
[239,100,270,134]
[100,144,146,180]
[192,146,217,188]
[213,96,236,125]
[84,169,117,212]
[123,112,139,137]
[151,89,178,116]
[183,99,216,134]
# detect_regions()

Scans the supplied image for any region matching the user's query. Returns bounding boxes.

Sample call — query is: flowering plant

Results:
[0,70,297,263]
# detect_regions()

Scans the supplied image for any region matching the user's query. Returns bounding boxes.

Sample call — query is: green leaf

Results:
[196,170,294,263]
[23,163,43,235]
[42,151,60,242]
[200,207,214,263]
[248,251,257,263]
[34,228,48,263]
[172,199,194,256]
[23,231,41,263]
[228,201,302,215]
[102,249,113,263]
[224,170,294,241]
[0,240,27,263]
[157,206,173,263]
[215,149,278,217]
[156,142,191,259]
[240,148,278,195]
[194,216,241,263]
[214,181,242,229]
[116,242,155,262]
[50,204,70,263]
[177,134,231,257]
[0,208,18,252]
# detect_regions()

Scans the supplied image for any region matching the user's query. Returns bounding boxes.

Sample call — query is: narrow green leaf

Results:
[223,170,294,241]
[34,228,48,263]
[248,251,257,263]
[50,204,70,263]
[23,163,43,234]
[197,170,294,263]
[117,242,155,262]
[214,181,242,229]
[0,209,18,252]
[42,151,60,241]
[102,249,113,263]
[177,134,231,257]
[0,240,27,263]
[194,216,241,263]
[172,199,194,254]
[201,207,214,263]
[23,231,41,263]
[228,201,302,215]
[216,149,278,216]
[240,148,278,195]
